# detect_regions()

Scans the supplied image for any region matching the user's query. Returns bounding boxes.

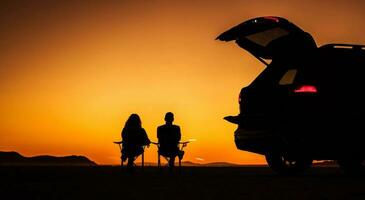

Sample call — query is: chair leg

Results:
[158,154,161,168]
[120,144,123,167]
[142,152,145,170]
[168,157,175,168]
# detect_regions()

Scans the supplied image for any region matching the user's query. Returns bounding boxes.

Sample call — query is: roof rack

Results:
[320,44,365,50]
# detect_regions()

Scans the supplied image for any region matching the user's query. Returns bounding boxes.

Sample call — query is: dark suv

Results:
[217,16,365,174]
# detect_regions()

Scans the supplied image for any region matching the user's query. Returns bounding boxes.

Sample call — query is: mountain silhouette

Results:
[136,161,243,167]
[0,151,97,166]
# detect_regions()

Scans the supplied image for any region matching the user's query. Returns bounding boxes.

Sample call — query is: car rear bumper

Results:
[234,128,276,155]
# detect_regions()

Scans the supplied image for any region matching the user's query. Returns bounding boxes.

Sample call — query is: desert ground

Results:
[1,166,365,200]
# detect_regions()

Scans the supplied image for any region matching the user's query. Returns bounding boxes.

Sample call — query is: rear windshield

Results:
[246,27,290,47]
[279,69,298,85]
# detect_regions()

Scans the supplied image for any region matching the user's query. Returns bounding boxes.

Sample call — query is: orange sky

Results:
[1,0,365,165]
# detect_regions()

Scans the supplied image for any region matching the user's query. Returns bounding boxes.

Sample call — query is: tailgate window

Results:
[279,69,298,85]
[246,27,290,47]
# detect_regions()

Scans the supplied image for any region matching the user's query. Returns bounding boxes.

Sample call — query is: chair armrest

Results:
[179,141,190,145]
[150,142,159,146]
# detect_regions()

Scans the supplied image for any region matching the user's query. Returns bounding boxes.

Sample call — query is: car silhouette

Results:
[217,16,365,174]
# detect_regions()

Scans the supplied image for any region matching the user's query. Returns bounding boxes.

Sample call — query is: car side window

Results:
[279,69,298,85]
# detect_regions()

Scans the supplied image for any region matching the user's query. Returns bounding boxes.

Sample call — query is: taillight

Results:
[264,16,280,23]
[238,94,242,103]
[294,85,318,93]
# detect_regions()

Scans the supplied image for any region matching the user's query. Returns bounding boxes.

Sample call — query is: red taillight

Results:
[264,16,280,23]
[294,85,318,93]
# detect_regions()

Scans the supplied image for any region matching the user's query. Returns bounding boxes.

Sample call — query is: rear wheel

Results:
[265,152,312,175]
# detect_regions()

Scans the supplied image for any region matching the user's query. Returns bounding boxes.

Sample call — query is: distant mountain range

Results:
[0,151,97,166]
[183,161,245,167]
[139,161,246,167]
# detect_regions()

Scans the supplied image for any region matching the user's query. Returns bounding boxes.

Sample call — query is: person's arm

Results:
[142,129,150,146]
[121,128,128,147]
[177,126,181,143]
[121,128,126,141]
[157,127,161,143]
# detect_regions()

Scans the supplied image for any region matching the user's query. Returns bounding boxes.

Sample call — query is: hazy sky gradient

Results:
[1,0,365,164]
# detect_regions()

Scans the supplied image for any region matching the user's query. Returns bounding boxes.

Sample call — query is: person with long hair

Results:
[121,114,150,170]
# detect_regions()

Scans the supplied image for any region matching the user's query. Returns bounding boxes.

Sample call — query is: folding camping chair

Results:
[152,141,190,168]
[113,141,147,168]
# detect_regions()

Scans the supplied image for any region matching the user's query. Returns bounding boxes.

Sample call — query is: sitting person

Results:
[121,113,150,170]
[157,112,184,169]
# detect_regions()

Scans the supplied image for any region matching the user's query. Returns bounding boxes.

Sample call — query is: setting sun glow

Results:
[1,0,365,165]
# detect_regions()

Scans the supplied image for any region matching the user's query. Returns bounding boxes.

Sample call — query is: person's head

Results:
[164,112,174,124]
[125,113,142,129]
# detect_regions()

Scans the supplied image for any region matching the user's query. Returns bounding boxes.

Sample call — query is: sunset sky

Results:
[1,0,365,165]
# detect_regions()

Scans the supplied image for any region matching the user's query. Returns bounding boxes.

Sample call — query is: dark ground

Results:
[1,166,365,200]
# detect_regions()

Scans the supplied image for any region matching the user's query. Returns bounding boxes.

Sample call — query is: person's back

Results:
[122,127,149,153]
[157,124,181,155]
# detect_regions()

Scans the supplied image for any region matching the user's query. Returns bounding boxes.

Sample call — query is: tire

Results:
[337,159,365,174]
[265,152,312,175]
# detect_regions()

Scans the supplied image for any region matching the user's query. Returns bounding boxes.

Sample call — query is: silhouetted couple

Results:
[121,112,183,171]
